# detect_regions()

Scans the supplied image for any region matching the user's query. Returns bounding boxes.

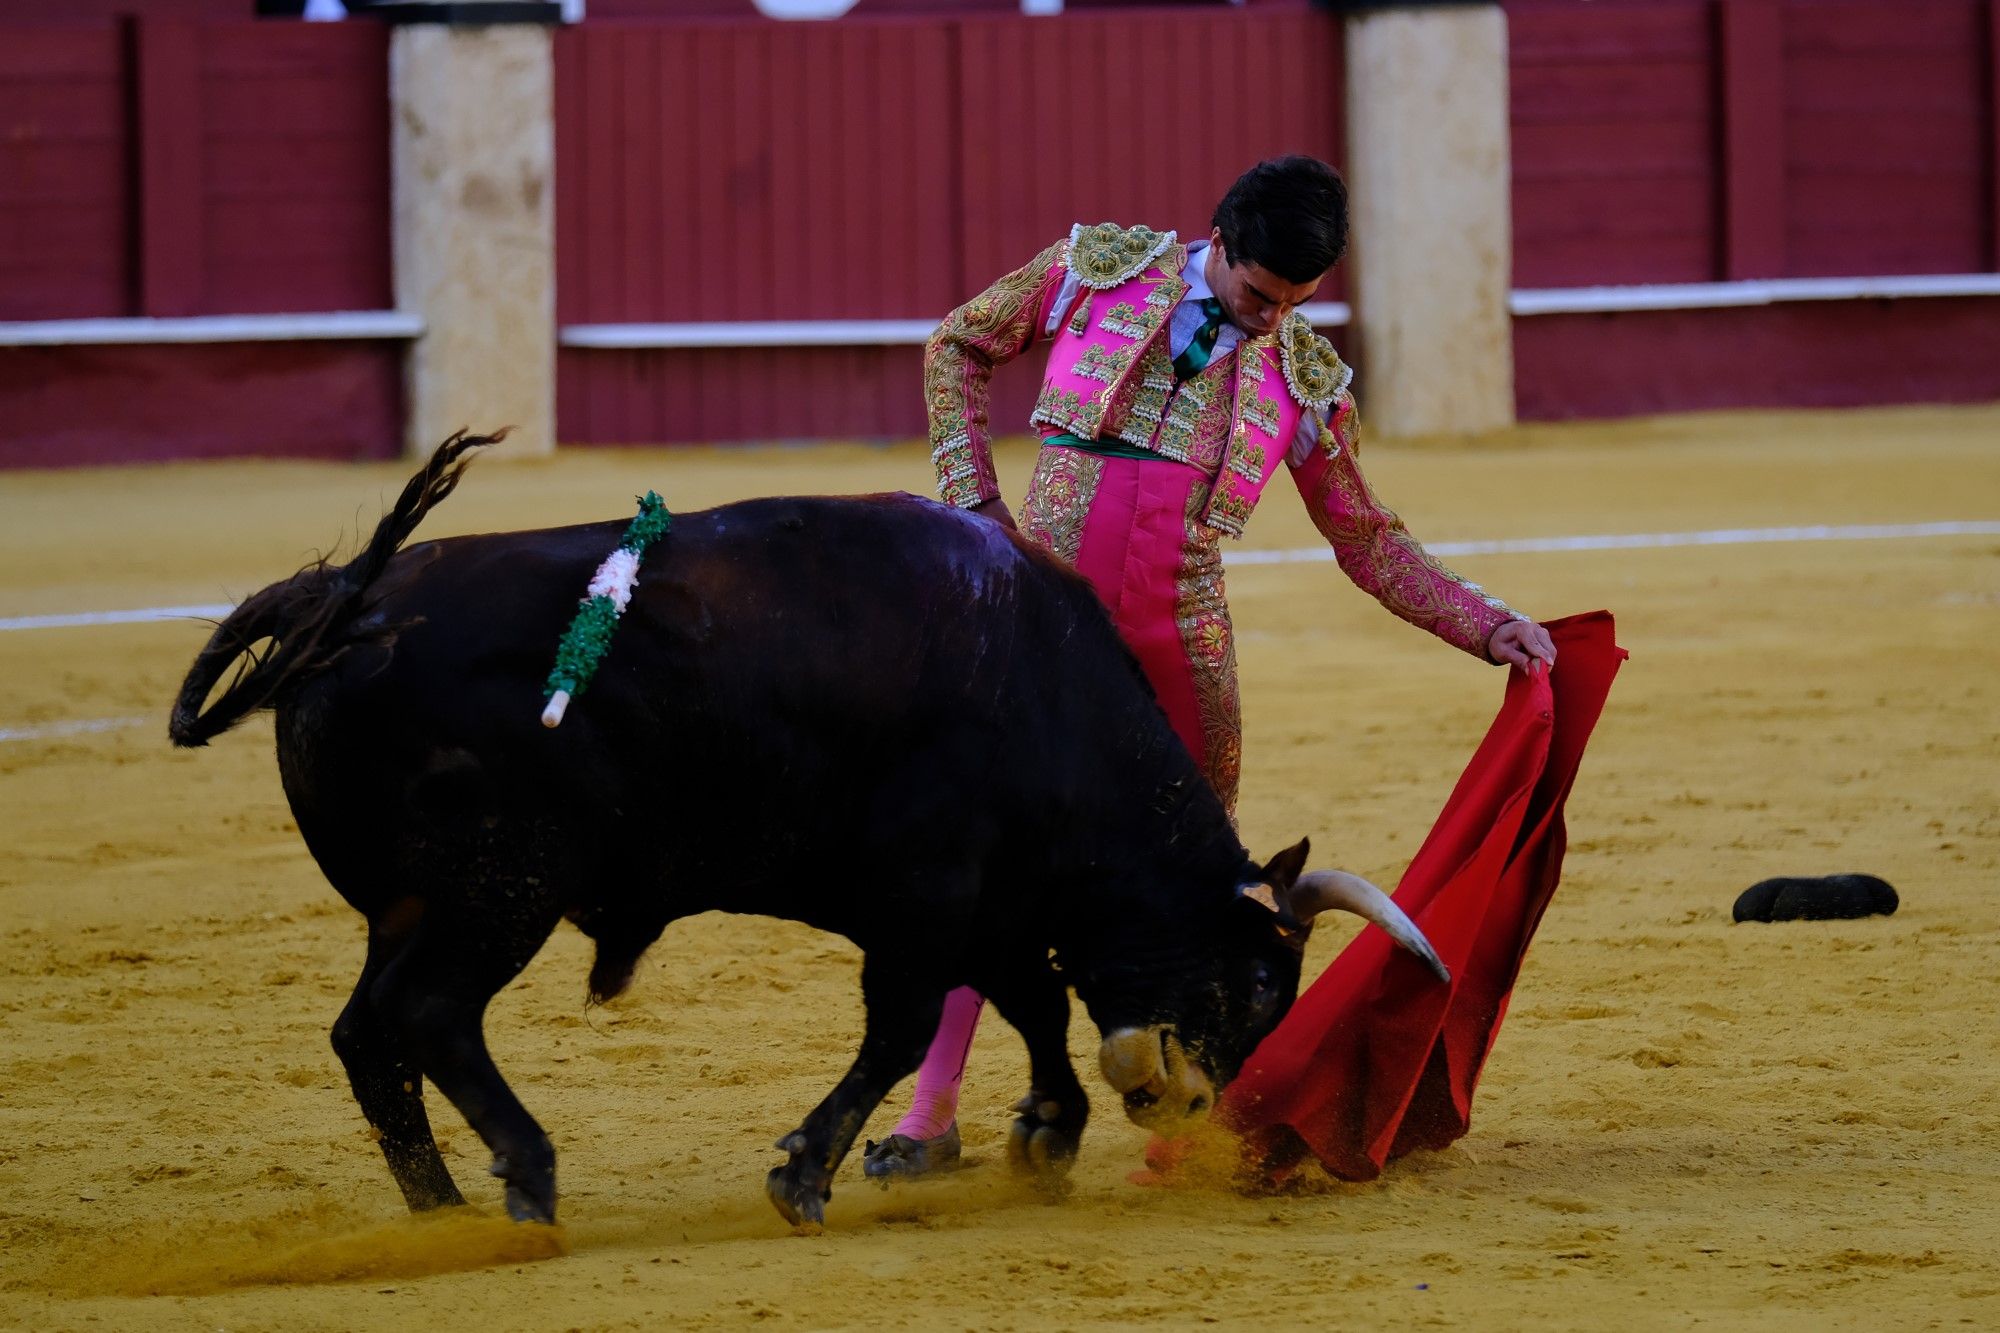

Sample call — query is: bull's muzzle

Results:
[1098,1026,1216,1131]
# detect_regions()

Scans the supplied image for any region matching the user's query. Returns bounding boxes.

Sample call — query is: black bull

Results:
[170,434,1442,1228]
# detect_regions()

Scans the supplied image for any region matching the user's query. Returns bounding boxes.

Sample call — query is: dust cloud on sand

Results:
[2,405,1997,1329]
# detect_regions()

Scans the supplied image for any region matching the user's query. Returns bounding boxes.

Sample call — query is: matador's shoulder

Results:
[1063,221,1179,290]
[1277,311,1353,415]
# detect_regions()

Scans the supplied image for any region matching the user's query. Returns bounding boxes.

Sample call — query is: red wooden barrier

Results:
[198,20,393,313]
[0,17,390,322]
[1719,0,1784,278]
[555,8,1344,446]
[1508,0,2000,422]
[136,19,208,316]
[0,24,130,321]
[1507,0,1719,286]
[0,17,397,466]
[1782,0,1989,277]
[1991,0,2000,268]
[1510,0,1999,289]
[556,19,961,325]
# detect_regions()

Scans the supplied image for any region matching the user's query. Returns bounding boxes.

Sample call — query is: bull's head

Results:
[1093,837,1448,1134]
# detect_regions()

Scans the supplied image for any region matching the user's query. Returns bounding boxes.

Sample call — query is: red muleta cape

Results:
[1221,610,1626,1185]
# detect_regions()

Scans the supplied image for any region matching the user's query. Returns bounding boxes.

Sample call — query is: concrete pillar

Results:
[391,21,555,458]
[1344,3,1514,438]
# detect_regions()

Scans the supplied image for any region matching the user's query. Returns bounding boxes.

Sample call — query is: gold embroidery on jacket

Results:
[1066,222,1177,289]
[1098,301,1153,340]
[1174,484,1241,814]
[1277,312,1350,413]
[1071,343,1125,384]
[1019,446,1106,568]
[1241,389,1282,437]
[926,238,1067,507]
[1152,355,1234,466]
[1104,344,1176,449]
[1224,423,1266,484]
[1067,291,1093,337]
[1032,383,1099,436]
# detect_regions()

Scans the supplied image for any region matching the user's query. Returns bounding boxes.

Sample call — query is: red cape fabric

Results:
[1220,610,1626,1184]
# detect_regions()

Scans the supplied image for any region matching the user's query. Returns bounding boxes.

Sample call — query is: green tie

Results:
[1173,297,1227,382]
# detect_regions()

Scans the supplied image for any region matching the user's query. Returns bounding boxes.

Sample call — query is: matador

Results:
[864,156,1558,1180]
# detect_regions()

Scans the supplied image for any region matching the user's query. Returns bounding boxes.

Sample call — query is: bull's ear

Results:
[1257,837,1312,893]
[1236,881,1306,936]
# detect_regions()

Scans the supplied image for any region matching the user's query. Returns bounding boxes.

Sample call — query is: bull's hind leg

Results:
[371,900,566,1223]
[766,956,945,1232]
[331,915,466,1211]
[986,965,1089,1195]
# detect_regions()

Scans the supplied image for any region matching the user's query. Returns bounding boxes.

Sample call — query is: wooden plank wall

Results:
[1509,0,1720,287]
[1781,0,1991,277]
[555,9,1344,445]
[0,17,398,465]
[0,24,131,320]
[1510,0,2000,422]
[1508,0,2000,288]
[0,17,390,322]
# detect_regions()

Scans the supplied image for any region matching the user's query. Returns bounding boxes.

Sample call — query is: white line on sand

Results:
[0,716,151,743]
[1,522,1995,635]
[0,604,233,633]
[3,520,1993,744]
[1223,520,2000,566]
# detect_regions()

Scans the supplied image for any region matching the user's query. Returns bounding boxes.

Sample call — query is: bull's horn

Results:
[1289,869,1451,983]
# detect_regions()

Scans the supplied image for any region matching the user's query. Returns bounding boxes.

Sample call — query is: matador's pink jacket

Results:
[926,222,1521,659]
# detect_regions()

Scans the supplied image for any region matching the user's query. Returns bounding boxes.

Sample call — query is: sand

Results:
[1,405,1996,1331]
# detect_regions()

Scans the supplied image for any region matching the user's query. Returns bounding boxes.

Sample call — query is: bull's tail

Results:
[168,430,503,748]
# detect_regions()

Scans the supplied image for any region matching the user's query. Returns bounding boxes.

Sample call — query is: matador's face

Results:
[1205,229,1325,339]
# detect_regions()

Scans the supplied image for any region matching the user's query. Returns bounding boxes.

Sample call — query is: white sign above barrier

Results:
[751,0,859,17]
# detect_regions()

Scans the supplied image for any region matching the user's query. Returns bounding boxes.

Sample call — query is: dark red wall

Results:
[6,2,1999,467]
[1508,0,1720,287]
[0,15,398,466]
[0,24,134,320]
[555,7,1345,445]
[1504,0,2000,420]
[0,342,401,467]
[1515,297,2000,419]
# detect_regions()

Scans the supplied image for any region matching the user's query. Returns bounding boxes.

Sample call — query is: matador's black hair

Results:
[1212,155,1349,284]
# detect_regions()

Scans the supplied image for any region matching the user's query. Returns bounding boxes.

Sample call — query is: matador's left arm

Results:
[1287,389,1526,660]
[926,238,1072,509]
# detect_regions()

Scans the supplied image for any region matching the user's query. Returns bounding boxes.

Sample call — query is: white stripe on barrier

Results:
[1,522,1993,636]
[560,301,1354,350]
[0,716,150,743]
[1510,273,2000,317]
[0,311,423,347]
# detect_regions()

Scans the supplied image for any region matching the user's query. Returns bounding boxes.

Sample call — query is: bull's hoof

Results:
[860,1125,961,1183]
[1006,1097,1080,1200]
[489,1151,556,1224]
[503,1182,556,1224]
[764,1165,828,1234]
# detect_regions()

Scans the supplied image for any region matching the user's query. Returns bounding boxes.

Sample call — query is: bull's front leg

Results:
[985,964,1088,1196]
[766,957,944,1232]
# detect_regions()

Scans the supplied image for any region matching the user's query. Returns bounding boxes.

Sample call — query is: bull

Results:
[169,434,1443,1229]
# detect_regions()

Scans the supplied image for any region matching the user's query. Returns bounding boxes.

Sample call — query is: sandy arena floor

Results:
[1,405,1996,1331]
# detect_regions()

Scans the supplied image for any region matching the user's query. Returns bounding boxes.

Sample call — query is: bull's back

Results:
[307,492,1110,823]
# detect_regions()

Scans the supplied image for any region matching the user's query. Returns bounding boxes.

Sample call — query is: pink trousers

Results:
[891,449,1243,1142]
[1019,446,1242,810]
